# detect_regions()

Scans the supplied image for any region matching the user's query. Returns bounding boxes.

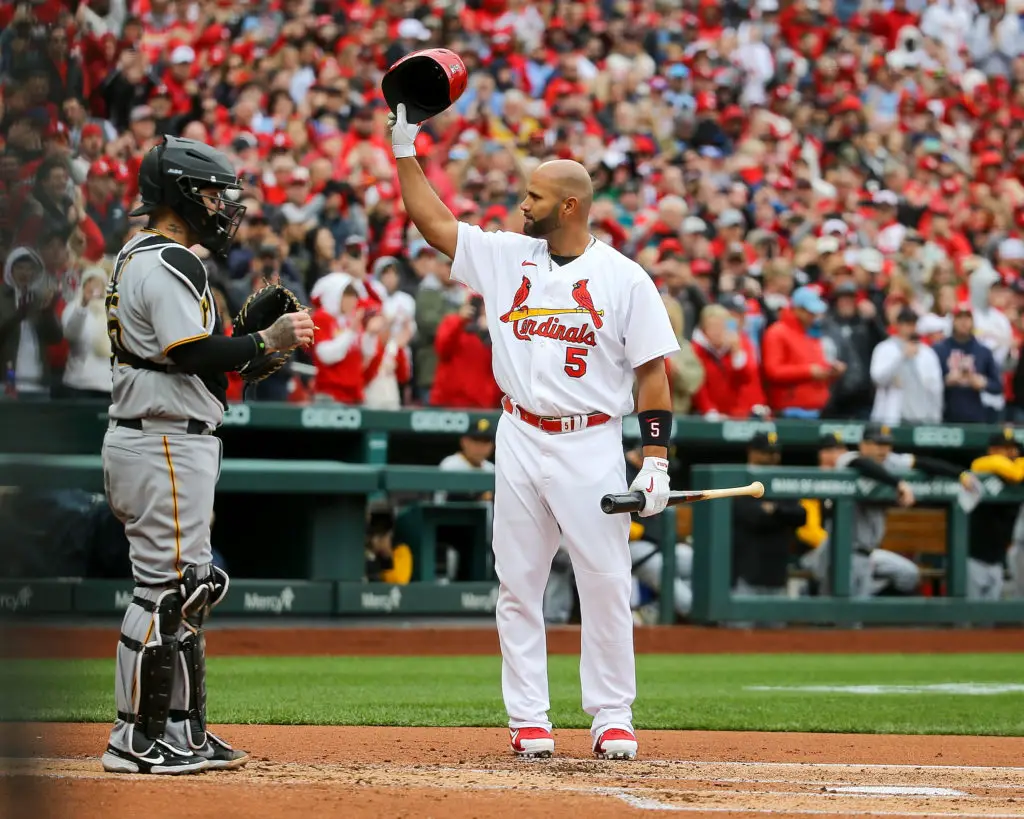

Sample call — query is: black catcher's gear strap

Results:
[130,589,183,741]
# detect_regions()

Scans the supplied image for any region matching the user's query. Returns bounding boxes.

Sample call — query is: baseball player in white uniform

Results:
[390,104,679,760]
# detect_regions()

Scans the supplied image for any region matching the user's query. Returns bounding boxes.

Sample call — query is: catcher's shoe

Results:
[594,728,638,760]
[196,732,250,771]
[510,727,555,759]
[101,738,210,775]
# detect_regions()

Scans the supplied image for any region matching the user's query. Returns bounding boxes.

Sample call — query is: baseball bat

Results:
[600,481,765,514]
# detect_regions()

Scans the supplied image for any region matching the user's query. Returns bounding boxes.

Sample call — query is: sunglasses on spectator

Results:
[345,244,365,258]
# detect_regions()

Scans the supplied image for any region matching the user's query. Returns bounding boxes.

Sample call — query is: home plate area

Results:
[8,725,1024,819]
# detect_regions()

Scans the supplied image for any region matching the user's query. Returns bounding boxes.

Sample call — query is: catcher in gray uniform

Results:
[101,136,314,775]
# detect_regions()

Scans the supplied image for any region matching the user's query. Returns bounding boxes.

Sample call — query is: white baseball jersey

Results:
[451,222,679,417]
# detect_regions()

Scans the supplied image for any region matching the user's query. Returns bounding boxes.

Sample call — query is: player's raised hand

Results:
[388,103,420,159]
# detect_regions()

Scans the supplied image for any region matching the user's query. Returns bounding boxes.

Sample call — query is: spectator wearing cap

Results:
[84,160,128,255]
[869,306,944,425]
[762,286,845,418]
[731,432,806,605]
[430,293,502,410]
[277,166,324,231]
[932,303,1002,424]
[823,281,885,419]
[70,121,108,183]
[692,303,765,419]
[161,45,198,116]
[710,209,754,264]
[57,265,111,399]
[0,247,62,398]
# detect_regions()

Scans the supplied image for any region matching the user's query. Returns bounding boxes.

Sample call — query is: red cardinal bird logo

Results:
[500,275,531,322]
[571,280,603,329]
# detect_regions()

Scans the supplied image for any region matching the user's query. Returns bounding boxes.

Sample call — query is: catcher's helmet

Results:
[381,48,468,124]
[131,135,246,253]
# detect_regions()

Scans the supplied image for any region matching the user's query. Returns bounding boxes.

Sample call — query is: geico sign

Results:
[911,426,964,447]
[410,411,471,433]
[300,406,363,429]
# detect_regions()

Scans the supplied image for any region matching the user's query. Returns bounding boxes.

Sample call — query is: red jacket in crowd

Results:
[691,332,765,417]
[429,314,502,409]
[311,308,374,404]
[760,309,832,413]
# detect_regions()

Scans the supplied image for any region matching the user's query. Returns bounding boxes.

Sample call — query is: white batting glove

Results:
[388,103,419,159]
[629,457,670,518]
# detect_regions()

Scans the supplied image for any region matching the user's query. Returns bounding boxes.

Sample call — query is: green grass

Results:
[4,654,1024,735]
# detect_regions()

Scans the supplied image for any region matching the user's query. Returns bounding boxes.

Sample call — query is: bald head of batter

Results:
[520,160,595,255]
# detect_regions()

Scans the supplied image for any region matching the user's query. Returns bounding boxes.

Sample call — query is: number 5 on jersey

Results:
[565,346,588,378]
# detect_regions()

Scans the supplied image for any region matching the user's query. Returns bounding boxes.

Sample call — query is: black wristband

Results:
[638,409,672,448]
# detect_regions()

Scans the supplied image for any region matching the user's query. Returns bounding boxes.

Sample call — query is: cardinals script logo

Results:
[500,276,604,347]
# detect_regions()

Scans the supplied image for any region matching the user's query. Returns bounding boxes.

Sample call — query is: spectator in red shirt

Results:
[311,273,377,405]
[692,303,765,418]
[762,287,846,418]
[430,294,502,409]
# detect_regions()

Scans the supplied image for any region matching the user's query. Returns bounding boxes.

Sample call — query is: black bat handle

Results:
[600,491,646,514]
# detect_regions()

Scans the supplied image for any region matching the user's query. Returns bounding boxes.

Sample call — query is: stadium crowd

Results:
[4,0,1024,423]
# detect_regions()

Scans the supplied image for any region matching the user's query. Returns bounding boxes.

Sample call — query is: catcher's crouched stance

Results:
[101,135,313,775]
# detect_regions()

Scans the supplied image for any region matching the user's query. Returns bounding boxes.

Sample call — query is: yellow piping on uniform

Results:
[163,436,183,579]
[162,332,209,357]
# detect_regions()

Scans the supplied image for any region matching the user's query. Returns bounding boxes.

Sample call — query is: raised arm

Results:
[390,104,459,264]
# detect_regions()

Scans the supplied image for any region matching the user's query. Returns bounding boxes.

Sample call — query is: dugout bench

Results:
[688,464,1024,625]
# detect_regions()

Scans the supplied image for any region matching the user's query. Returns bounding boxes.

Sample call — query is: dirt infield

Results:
[4,624,1024,659]
[5,723,1024,819]
[5,626,1024,816]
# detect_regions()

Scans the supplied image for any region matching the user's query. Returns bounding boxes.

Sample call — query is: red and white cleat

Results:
[510,726,555,758]
[594,728,638,760]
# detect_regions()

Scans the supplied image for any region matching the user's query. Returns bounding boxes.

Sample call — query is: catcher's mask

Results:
[131,135,246,254]
[381,48,468,124]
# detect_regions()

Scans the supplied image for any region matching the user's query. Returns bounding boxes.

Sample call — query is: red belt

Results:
[501,395,611,434]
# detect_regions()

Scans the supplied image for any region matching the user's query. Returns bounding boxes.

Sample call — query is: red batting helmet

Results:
[381,48,468,124]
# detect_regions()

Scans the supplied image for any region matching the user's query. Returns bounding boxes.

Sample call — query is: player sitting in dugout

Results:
[731,432,807,599]
[797,425,982,598]
[967,428,1024,600]
[364,502,412,585]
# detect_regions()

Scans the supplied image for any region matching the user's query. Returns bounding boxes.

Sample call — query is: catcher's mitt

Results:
[232,283,306,383]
